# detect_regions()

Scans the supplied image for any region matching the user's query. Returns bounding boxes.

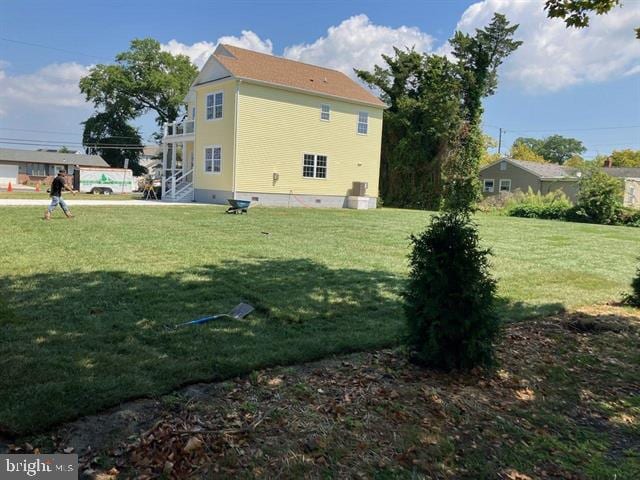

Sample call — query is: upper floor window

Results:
[204,145,222,173]
[357,111,368,135]
[206,92,223,120]
[303,153,327,179]
[191,107,196,119]
[320,104,331,121]
[500,161,507,171]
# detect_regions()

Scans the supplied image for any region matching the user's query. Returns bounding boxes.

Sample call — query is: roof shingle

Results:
[0,148,108,167]
[211,44,386,108]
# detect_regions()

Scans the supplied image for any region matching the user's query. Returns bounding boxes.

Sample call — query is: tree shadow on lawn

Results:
[0,258,405,434]
[0,257,566,435]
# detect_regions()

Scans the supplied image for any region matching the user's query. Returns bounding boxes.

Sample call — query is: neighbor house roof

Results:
[210,44,386,108]
[508,159,579,179]
[0,148,108,167]
[480,158,579,180]
[602,167,640,178]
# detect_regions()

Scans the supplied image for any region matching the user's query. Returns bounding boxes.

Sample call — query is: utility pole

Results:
[498,128,504,155]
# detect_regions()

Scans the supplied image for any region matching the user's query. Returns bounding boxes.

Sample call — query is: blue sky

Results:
[1,0,639,158]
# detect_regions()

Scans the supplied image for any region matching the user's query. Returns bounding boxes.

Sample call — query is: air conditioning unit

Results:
[352,181,368,196]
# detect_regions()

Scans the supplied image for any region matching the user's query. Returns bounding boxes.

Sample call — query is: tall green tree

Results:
[357,13,521,210]
[512,135,586,164]
[83,113,145,175]
[544,0,639,38]
[80,38,198,128]
[600,149,640,167]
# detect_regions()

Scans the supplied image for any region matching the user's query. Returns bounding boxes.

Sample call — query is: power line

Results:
[0,37,109,61]
[0,127,144,141]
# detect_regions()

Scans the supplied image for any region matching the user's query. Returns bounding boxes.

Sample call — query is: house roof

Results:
[210,44,386,108]
[602,167,640,178]
[0,148,108,167]
[508,159,579,179]
[480,158,578,180]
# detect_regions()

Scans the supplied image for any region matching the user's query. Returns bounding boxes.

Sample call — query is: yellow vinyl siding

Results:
[193,80,236,192]
[235,82,382,198]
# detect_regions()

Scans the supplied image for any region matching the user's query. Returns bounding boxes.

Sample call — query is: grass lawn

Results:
[0,192,144,200]
[0,205,638,434]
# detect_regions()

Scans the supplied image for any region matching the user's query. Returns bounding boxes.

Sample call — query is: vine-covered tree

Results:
[357,14,521,210]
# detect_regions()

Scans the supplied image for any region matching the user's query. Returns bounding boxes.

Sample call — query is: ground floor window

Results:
[499,179,511,192]
[204,146,222,173]
[303,153,327,179]
[483,179,494,193]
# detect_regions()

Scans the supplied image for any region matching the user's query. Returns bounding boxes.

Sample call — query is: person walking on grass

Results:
[44,170,77,220]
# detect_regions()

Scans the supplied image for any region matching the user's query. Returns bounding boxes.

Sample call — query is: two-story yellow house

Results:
[161,44,384,208]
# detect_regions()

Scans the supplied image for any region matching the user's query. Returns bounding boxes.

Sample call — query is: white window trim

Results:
[204,145,222,175]
[302,153,328,180]
[483,179,495,193]
[499,179,511,192]
[320,104,331,122]
[357,111,369,135]
[205,91,224,121]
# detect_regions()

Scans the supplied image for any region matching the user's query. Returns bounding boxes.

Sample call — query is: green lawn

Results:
[0,192,144,200]
[0,206,638,434]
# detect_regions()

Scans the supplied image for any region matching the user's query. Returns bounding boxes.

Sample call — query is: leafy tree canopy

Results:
[79,38,198,128]
[544,0,639,38]
[509,142,547,163]
[83,112,145,175]
[512,135,585,164]
[597,149,640,168]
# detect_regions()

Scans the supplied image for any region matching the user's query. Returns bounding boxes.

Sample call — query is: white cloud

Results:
[0,61,90,110]
[456,0,640,92]
[161,31,273,69]
[284,14,434,77]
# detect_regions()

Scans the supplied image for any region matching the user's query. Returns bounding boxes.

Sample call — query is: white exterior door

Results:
[0,164,19,187]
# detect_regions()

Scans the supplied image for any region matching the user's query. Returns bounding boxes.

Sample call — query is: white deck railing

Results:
[164,120,195,138]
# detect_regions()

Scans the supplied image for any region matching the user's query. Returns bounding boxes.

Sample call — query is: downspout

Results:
[232,79,241,199]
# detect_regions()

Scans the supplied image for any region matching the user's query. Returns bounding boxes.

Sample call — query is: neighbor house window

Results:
[302,153,327,179]
[500,161,507,171]
[204,146,222,173]
[499,179,511,192]
[483,179,494,193]
[320,104,331,121]
[206,92,223,120]
[357,111,368,134]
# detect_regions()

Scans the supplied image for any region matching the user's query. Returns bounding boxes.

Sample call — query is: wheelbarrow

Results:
[226,198,251,214]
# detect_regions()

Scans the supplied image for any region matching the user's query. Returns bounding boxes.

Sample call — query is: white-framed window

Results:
[302,153,327,179]
[357,111,368,135]
[191,106,196,119]
[500,161,507,171]
[499,179,511,192]
[206,91,223,120]
[483,179,494,193]
[320,104,331,121]
[204,145,222,174]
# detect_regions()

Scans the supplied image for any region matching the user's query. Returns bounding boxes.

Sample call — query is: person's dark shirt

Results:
[50,176,66,197]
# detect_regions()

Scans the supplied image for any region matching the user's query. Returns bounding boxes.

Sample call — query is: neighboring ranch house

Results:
[480,158,580,201]
[161,44,385,208]
[0,148,108,187]
[480,158,640,208]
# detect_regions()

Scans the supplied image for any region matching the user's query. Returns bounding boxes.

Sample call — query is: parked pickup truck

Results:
[72,167,135,195]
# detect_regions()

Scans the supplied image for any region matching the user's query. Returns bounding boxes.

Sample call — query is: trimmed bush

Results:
[505,188,573,220]
[404,212,499,370]
[623,263,640,307]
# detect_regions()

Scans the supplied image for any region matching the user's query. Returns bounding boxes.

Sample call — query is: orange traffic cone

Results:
[7,182,12,192]
[35,182,41,192]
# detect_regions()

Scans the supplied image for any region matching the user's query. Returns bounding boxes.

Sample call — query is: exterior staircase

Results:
[162,168,194,203]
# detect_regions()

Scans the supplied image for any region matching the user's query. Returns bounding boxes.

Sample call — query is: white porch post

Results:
[161,139,168,199]
[171,141,176,199]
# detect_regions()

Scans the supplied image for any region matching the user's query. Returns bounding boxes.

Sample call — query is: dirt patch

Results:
[6,306,640,479]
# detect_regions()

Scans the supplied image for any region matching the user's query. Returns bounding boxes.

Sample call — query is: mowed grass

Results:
[0,191,144,200]
[0,205,638,434]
